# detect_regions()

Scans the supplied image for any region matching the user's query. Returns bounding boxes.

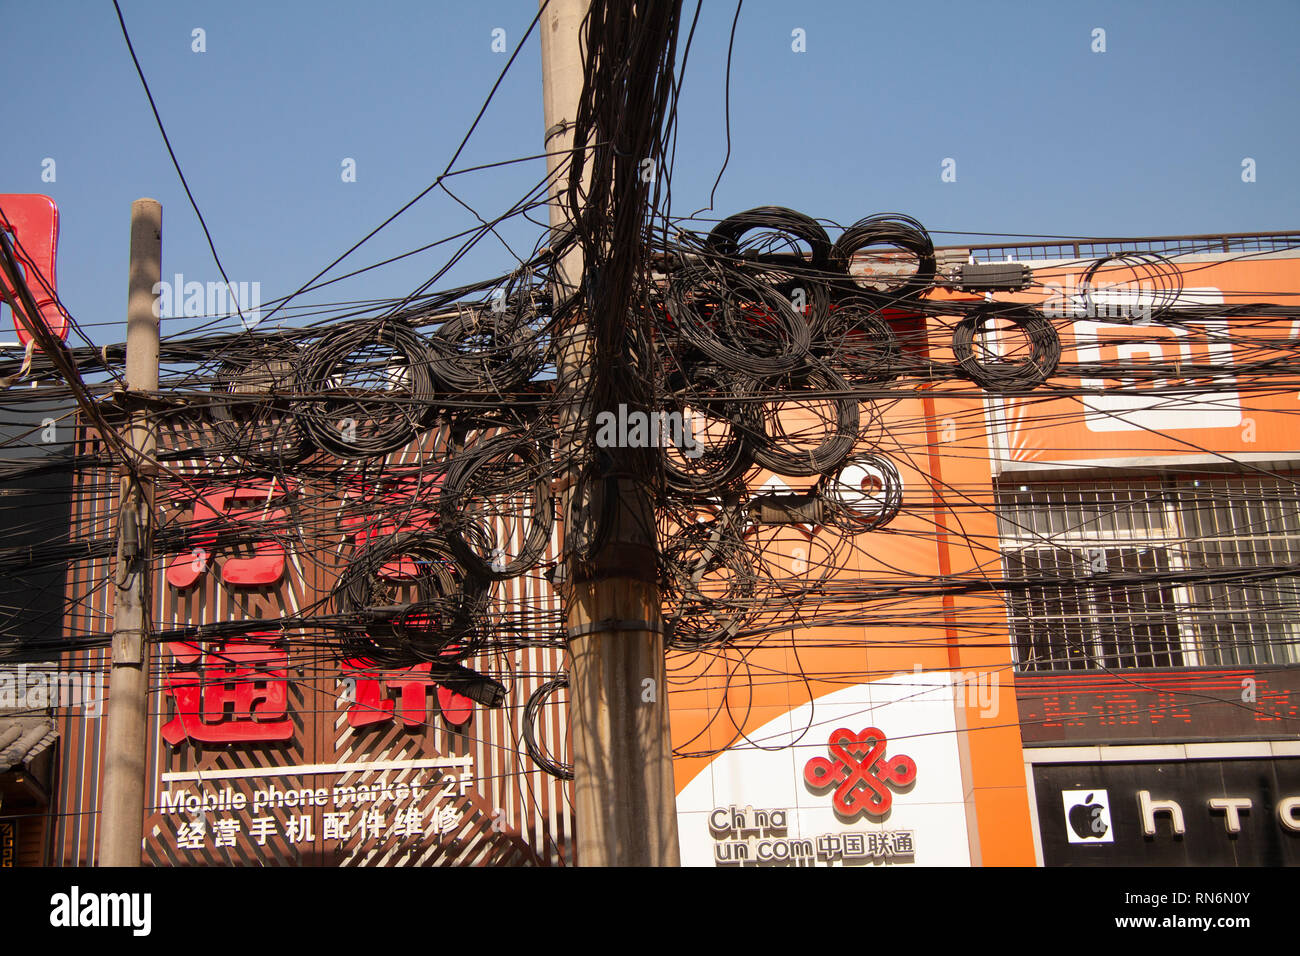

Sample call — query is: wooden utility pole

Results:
[540,0,681,866]
[99,198,161,866]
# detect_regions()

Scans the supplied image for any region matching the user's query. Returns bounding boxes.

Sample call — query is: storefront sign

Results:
[155,757,474,852]
[165,480,294,590]
[161,637,293,744]
[804,727,916,819]
[342,660,473,728]
[707,804,915,865]
[1034,757,1300,866]
[676,674,972,866]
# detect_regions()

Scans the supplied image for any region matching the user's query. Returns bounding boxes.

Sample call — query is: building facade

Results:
[6,228,1300,867]
[669,232,1300,867]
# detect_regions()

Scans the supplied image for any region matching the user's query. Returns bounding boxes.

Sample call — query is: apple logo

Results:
[1062,789,1113,844]
[1070,794,1106,838]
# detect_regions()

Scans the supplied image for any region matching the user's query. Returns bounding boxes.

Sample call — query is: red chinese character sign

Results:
[165,480,294,589]
[804,727,917,819]
[162,634,294,744]
[342,659,474,728]
[340,472,441,550]
[157,470,482,746]
[0,194,66,345]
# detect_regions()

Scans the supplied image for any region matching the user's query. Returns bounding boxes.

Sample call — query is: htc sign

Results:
[1034,758,1300,866]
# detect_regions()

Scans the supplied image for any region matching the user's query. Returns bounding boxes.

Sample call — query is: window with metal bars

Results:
[997,474,1300,671]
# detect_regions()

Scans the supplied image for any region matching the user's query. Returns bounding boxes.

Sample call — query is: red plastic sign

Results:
[0,194,66,344]
[161,636,294,744]
[804,727,917,818]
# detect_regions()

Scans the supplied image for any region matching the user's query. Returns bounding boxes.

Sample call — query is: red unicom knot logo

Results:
[803,727,917,819]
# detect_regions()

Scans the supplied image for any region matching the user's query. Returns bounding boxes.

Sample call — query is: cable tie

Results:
[18,340,34,380]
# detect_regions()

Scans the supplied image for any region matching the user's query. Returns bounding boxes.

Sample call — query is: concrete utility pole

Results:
[99,198,161,866]
[540,0,681,866]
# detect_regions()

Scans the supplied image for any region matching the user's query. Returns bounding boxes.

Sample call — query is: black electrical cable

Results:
[293,319,439,458]
[830,212,936,298]
[429,304,545,394]
[951,304,1061,390]
[440,433,554,581]
[665,261,812,377]
[331,531,487,667]
[738,364,859,477]
[208,337,312,466]
[522,676,572,780]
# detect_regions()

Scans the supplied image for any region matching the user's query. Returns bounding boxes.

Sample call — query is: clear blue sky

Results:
[3,0,1298,344]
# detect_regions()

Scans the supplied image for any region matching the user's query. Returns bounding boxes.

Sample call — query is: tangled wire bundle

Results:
[662,514,758,647]
[656,360,757,496]
[706,206,833,334]
[208,338,311,466]
[665,262,813,378]
[429,306,546,394]
[1077,251,1184,323]
[332,531,486,667]
[952,304,1061,390]
[439,433,554,581]
[820,296,902,386]
[830,213,936,297]
[738,365,860,477]
[294,320,439,458]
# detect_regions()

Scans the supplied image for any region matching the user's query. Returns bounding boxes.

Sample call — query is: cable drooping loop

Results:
[208,336,312,467]
[819,296,901,386]
[662,507,758,647]
[294,319,439,458]
[831,212,936,298]
[665,262,813,378]
[430,302,545,394]
[440,433,554,581]
[332,531,487,668]
[952,304,1061,390]
[1078,251,1184,323]
[822,453,904,532]
[657,360,757,496]
[523,677,573,780]
[739,365,860,477]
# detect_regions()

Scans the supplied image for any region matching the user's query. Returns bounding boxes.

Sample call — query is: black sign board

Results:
[1034,758,1300,866]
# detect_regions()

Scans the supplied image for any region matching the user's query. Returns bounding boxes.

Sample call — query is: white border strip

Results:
[162,756,472,783]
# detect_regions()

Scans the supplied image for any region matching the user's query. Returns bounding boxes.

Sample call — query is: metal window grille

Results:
[955,230,1300,264]
[997,474,1300,671]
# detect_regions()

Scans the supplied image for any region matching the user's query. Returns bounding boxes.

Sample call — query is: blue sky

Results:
[3,0,1298,344]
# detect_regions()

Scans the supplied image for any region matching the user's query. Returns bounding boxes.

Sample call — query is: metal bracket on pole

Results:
[545,119,573,143]
[111,629,146,665]
[114,461,158,478]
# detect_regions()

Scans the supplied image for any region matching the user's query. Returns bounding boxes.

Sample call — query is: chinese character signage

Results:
[708,804,916,866]
[161,636,293,744]
[158,758,475,854]
[675,675,975,866]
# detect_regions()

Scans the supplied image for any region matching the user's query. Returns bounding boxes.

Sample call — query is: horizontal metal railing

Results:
[945,230,1300,263]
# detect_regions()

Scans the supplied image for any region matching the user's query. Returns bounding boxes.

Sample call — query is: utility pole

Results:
[540,0,681,866]
[99,198,161,866]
